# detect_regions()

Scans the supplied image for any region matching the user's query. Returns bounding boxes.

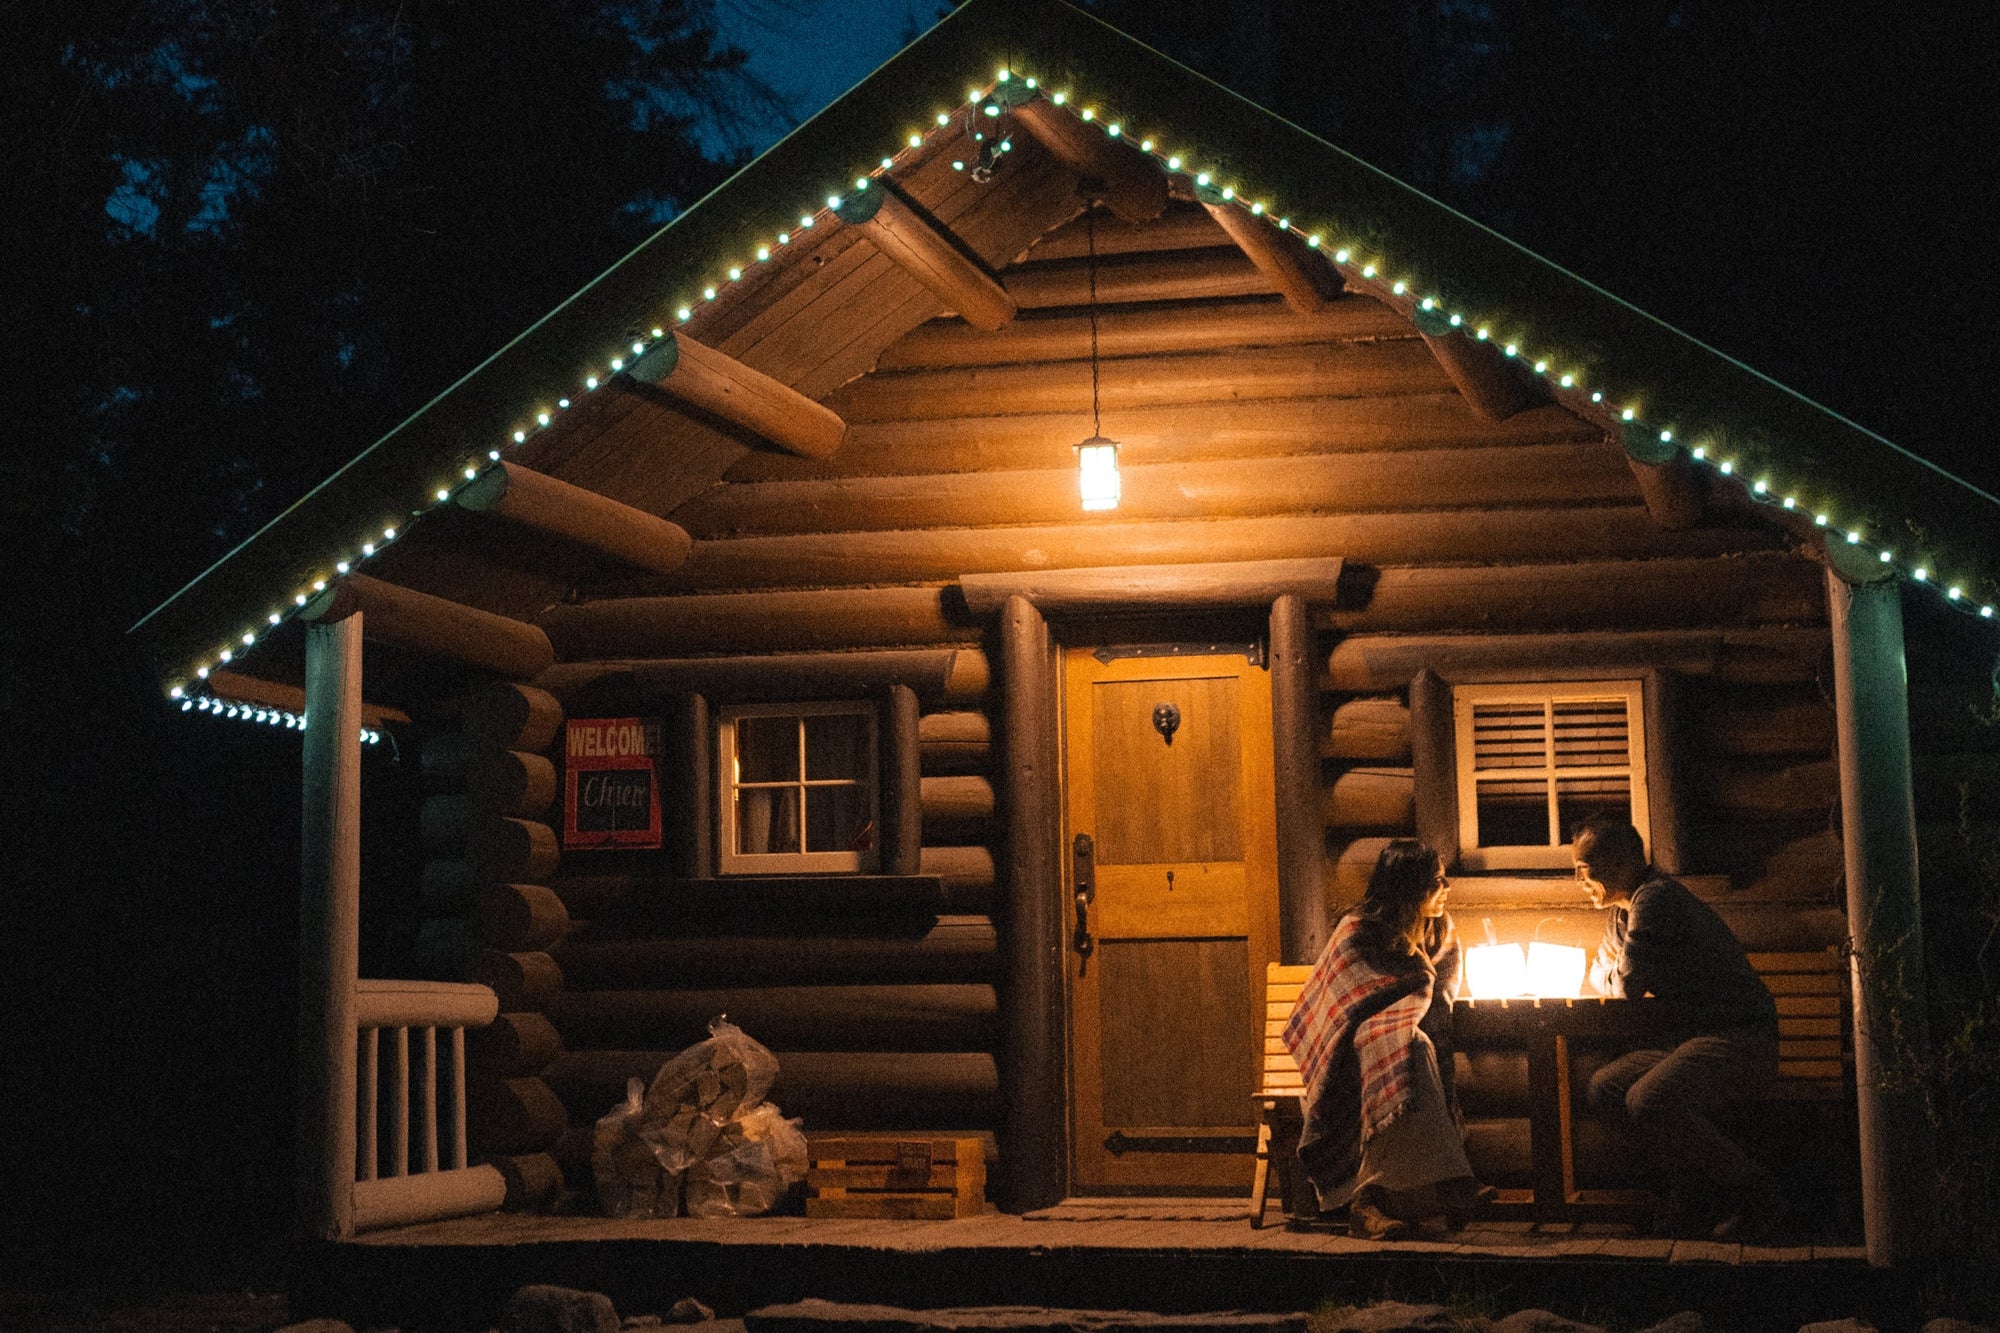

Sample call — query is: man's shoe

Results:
[1349,1197,1416,1241]
[1711,1172,1784,1244]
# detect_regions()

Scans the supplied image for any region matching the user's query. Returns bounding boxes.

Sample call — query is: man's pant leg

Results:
[1616,1027,1778,1199]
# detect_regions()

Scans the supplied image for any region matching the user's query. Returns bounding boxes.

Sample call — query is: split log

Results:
[835,184,1015,331]
[456,462,693,575]
[879,685,923,877]
[490,1151,564,1210]
[545,1050,1001,1129]
[676,444,1634,540]
[553,916,998,989]
[1007,96,1168,225]
[1704,759,1841,819]
[725,395,1604,482]
[1325,697,1411,761]
[1324,626,1828,692]
[1322,767,1416,830]
[660,692,713,881]
[625,331,846,460]
[877,295,1407,370]
[921,775,996,839]
[1329,837,1394,904]
[420,736,558,817]
[467,1012,564,1078]
[999,247,1272,308]
[466,950,564,1013]
[1408,670,1460,868]
[960,558,1344,615]
[1201,203,1336,313]
[302,574,554,680]
[668,509,1778,593]
[919,711,992,773]
[1319,554,1826,635]
[541,587,975,661]
[473,883,571,952]
[205,670,408,728]
[1698,697,1837,757]
[467,1076,568,1156]
[566,873,949,925]
[919,847,999,913]
[540,649,990,711]
[835,339,1442,421]
[453,683,563,753]
[1023,201,1226,260]
[546,984,1000,1052]
[423,807,558,884]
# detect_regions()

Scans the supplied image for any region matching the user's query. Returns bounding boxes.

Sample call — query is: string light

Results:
[159,60,1998,706]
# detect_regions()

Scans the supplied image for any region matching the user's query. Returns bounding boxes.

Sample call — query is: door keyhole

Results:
[1166,870,1175,891]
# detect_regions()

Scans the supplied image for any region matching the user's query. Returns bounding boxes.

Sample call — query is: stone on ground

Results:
[1487,1311,1605,1333]
[504,1284,621,1333]
[1797,1322,1876,1333]
[669,1299,719,1323]
[1311,1304,1459,1333]
[1922,1321,1994,1333]
[747,1299,1308,1333]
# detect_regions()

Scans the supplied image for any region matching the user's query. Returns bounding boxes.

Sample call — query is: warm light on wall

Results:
[1077,437,1120,511]
[1525,941,1587,998]
[1465,944,1528,999]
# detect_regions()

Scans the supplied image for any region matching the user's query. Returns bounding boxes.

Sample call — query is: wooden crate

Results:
[805,1136,986,1219]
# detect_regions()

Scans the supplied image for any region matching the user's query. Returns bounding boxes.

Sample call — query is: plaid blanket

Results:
[1282,911,1461,1197]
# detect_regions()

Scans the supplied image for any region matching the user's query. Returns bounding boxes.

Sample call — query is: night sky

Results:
[5,0,1997,1309]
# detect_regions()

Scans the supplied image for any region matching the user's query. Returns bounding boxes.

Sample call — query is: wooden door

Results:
[1063,648,1279,1193]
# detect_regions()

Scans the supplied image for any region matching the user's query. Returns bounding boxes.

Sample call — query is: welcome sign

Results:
[563,717,664,850]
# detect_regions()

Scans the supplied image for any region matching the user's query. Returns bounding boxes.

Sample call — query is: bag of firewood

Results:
[635,1017,780,1173]
[683,1101,809,1219]
[591,1077,682,1219]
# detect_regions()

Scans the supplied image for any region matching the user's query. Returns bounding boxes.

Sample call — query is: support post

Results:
[878,684,924,877]
[300,614,364,1241]
[1270,595,1327,963]
[999,595,1064,1210]
[1824,561,1935,1267]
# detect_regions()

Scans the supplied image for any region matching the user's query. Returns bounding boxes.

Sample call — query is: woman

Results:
[1281,839,1493,1239]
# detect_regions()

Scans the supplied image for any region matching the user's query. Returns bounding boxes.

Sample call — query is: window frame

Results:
[1450,679,1651,871]
[716,700,881,875]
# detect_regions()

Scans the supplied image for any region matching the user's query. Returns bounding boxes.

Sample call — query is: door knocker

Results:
[1151,702,1181,744]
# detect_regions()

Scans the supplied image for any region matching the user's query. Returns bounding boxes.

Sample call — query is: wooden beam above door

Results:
[958,557,1344,615]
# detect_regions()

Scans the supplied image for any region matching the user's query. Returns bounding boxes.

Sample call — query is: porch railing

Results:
[350,979,506,1231]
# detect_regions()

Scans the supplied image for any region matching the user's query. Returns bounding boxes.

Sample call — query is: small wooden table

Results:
[1451,996,1668,1222]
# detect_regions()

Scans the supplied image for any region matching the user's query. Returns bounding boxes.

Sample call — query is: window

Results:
[1452,680,1650,870]
[717,702,878,873]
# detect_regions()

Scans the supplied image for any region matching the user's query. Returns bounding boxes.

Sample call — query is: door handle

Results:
[1072,833,1095,965]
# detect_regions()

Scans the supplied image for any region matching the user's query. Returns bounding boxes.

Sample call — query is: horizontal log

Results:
[573,873,951,926]
[627,331,847,459]
[1320,554,1826,635]
[302,573,554,680]
[422,806,559,883]
[920,712,993,774]
[833,340,1442,422]
[453,683,563,753]
[420,859,481,917]
[922,775,996,838]
[539,649,990,709]
[353,979,499,1031]
[1698,697,1837,757]
[468,1076,569,1156]
[1008,96,1167,225]
[667,509,1779,593]
[545,1050,1001,1128]
[546,984,1000,1052]
[1704,760,1841,819]
[1322,767,1415,830]
[204,670,409,728]
[1002,248,1269,309]
[919,847,998,912]
[837,184,1015,332]
[1202,201,1337,313]
[1324,626,1827,692]
[352,1164,507,1232]
[473,883,571,952]
[724,396,1604,482]
[1627,452,1711,531]
[1024,200,1226,260]
[1329,837,1394,904]
[1325,697,1411,761]
[467,1011,564,1078]
[960,557,1345,616]
[420,736,557,817]
[491,1151,564,1210]
[554,916,998,989]
[877,296,1407,370]
[457,462,693,575]
[466,950,564,1013]
[542,587,976,661]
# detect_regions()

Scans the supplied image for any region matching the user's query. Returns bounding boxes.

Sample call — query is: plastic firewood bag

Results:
[683,1104,808,1218]
[593,1077,682,1218]
[640,1016,780,1132]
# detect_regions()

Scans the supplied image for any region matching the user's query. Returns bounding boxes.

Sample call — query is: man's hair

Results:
[1572,814,1646,865]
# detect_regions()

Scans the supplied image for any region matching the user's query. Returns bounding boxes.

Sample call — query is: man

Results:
[1573,815,1783,1241]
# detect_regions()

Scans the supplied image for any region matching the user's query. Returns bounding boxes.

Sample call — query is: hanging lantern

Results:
[1076,436,1120,511]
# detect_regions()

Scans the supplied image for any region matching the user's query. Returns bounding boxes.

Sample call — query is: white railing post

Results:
[300,613,363,1241]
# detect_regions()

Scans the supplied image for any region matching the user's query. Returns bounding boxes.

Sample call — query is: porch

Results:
[297,1206,1883,1333]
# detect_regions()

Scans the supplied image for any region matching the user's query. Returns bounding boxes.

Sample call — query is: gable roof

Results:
[130,0,2000,696]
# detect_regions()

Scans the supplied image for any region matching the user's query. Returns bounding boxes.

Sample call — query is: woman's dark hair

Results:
[1355,838,1443,948]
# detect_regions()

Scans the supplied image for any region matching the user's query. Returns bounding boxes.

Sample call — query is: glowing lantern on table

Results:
[1465,943,1529,998]
[1525,941,1587,998]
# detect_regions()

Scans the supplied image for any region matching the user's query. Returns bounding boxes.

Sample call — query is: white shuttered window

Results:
[1452,681,1649,870]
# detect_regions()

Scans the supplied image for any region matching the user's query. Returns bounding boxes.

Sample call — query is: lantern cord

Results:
[1087,197,1102,440]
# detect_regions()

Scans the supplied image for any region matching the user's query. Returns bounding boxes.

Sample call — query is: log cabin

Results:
[128,0,1998,1280]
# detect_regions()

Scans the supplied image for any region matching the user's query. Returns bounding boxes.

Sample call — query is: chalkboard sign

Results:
[563,717,664,850]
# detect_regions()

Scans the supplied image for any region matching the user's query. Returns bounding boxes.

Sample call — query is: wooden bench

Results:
[1249,949,1851,1226]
